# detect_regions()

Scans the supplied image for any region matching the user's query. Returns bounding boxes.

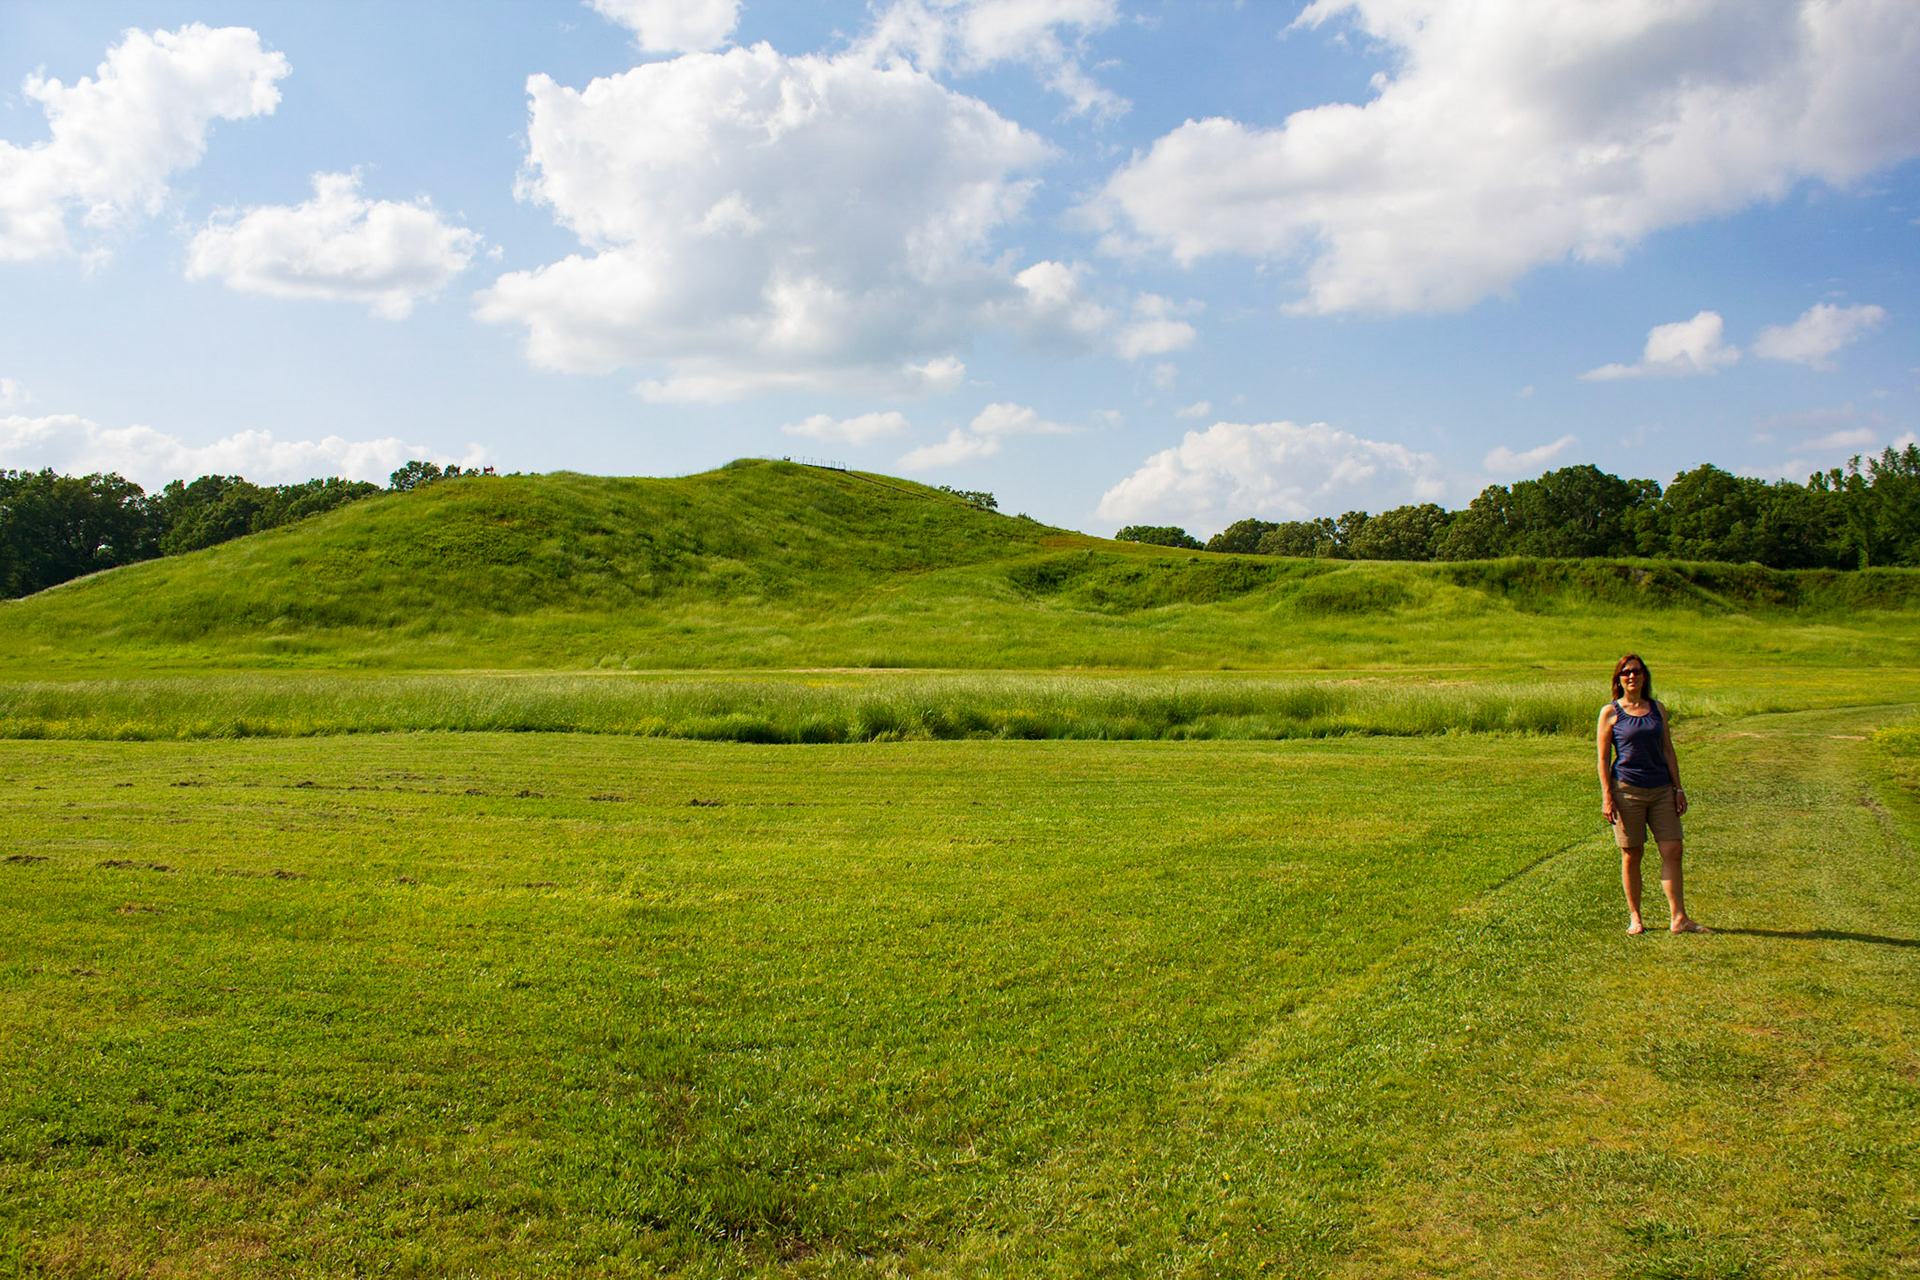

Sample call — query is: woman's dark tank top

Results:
[1611,700,1672,787]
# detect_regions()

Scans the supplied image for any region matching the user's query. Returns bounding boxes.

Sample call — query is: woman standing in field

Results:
[1597,654,1707,935]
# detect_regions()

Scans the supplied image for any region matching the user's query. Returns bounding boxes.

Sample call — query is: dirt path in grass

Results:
[962,705,1920,1278]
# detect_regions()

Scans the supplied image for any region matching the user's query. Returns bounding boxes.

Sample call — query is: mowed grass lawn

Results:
[2,711,1916,1276]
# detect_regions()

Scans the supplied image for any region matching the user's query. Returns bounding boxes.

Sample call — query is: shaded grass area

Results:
[2,709,1917,1275]
[5,667,1920,744]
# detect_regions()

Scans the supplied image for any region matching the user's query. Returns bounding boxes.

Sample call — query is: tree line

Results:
[0,461,479,598]
[1119,450,1920,570]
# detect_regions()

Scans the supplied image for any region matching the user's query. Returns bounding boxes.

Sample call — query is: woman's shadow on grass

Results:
[1716,926,1920,949]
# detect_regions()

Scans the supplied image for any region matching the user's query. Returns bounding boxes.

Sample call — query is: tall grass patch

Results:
[0,671,1808,745]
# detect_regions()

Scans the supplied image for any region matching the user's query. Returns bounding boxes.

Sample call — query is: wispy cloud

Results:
[781,411,911,444]
[897,402,1078,470]
[1745,402,1913,479]
[1483,434,1578,474]
[896,427,1001,470]
[1752,303,1887,370]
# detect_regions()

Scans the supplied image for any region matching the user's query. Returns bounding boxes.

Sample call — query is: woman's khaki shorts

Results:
[1612,782,1682,849]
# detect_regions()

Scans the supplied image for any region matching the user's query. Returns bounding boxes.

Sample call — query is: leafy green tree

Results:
[390,460,445,491]
[278,476,382,523]
[0,469,154,597]
[1117,453,1914,570]
[1654,464,1834,565]
[1811,463,1870,568]
[937,485,998,512]
[1506,464,1647,558]
[1205,518,1277,554]
[149,474,381,555]
[1756,480,1844,569]
[1349,503,1452,560]
[1869,445,1920,565]
[1332,511,1371,557]
[1659,464,1749,561]
[151,475,269,554]
[1255,519,1336,557]
[1812,446,1920,568]
[1433,486,1513,560]
[1115,525,1203,549]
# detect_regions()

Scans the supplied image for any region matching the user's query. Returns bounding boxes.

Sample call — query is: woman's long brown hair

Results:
[1611,653,1653,702]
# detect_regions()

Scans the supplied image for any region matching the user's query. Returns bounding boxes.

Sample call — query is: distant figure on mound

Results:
[1597,654,1707,935]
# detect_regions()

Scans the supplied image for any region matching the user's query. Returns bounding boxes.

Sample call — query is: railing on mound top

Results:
[783,455,849,471]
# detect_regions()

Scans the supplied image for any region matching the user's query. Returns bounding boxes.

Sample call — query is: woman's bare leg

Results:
[1658,839,1704,932]
[1622,845,1645,934]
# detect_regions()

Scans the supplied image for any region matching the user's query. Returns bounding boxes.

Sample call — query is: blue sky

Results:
[2,0,1915,535]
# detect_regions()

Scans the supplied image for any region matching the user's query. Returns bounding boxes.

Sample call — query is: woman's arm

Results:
[1658,701,1688,816]
[1597,704,1619,824]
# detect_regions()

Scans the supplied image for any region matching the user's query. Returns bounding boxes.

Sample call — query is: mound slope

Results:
[3,459,1918,672]
[0,461,1056,667]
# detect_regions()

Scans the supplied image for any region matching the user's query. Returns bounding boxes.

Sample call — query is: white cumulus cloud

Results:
[0,379,29,412]
[1176,400,1212,419]
[1096,419,1449,535]
[1006,263,1198,359]
[186,172,482,319]
[0,413,485,489]
[1582,311,1741,380]
[861,0,1125,117]
[781,411,911,444]
[475,45,1055,402]
[0,25,287,262]
[589,0,741,53]
[1093,0,1920,314]
[896,400,1075,469]
[1752,302,1888,369]
[1009,260,1114,351]
[1483,434,1579,474]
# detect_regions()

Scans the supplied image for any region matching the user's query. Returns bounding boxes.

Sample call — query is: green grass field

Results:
[2,467,1916,1275]
[3,709,1916,1276]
